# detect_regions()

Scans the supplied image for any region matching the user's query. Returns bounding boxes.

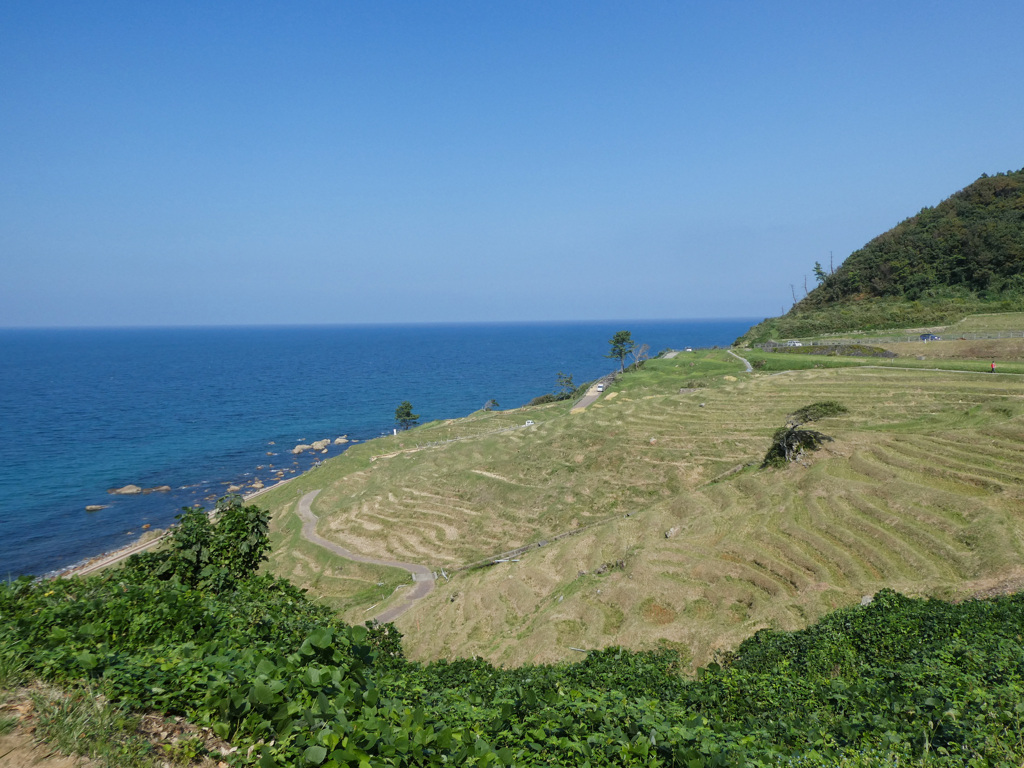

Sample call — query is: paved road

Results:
[297,489,435,623]
[728,349,753,372]
[571,376,615,412]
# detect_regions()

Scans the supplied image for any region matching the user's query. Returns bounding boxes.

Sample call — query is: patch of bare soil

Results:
[0,687,231,768]
[965,569,1024,601]
[0,729,95,768]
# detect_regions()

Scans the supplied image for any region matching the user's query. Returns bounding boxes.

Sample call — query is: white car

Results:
[524,420,535,426]
[596,384,605,392]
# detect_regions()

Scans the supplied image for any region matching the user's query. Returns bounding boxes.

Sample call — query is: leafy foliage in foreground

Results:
[4,502,1024,765]
[122,496,271,592]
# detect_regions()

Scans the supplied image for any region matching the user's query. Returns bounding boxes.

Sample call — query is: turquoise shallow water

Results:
[0,319,756,577]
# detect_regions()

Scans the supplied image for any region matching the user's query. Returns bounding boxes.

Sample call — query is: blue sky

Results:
[2,2,1022,327]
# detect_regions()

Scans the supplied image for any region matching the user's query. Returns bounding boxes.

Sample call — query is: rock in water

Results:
[85,504,109,512]
[108,485,142,495]
[291,444,312,454]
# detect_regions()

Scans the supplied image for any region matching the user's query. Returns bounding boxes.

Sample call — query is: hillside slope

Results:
[258,351,1024,670]
[741,167,1024,342]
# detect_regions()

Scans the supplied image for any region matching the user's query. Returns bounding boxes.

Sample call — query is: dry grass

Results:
[264,498,411,623]
[883,337,1024,361]
[945,311,1024,332]
[259,349,1024,671]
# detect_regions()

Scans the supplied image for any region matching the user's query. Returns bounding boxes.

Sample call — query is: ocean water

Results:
[0,319,755,577]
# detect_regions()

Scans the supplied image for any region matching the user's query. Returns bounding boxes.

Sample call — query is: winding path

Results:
[296,489,435,623]
[728,349,754,372]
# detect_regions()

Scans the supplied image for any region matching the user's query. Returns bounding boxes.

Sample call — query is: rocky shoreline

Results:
[58,435,358,580]
[58,471,301,579]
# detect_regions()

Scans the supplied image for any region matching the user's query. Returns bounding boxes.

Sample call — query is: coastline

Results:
[58,473,301,579]
[6,321,756,580]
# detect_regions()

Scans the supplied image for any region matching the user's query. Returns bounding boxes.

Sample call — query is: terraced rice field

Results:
[260,352,1024,669]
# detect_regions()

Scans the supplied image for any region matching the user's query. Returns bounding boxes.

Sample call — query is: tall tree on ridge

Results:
[395,401,419,430]
[606,330,635,373]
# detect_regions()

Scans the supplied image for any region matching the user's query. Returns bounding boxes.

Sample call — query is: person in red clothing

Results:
[991,361,996,373]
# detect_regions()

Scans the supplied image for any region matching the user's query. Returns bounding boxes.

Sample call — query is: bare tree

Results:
[630,343,650,369]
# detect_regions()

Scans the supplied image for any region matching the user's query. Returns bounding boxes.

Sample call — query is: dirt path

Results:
[296,490,434,623]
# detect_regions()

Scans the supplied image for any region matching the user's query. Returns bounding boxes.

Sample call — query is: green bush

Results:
[6,498,1024,766]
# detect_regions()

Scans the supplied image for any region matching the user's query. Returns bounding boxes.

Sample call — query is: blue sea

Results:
[0,320,755,577]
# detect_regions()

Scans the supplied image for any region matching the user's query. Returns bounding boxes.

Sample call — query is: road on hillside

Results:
[297,489,435,623]
[571,376,615,411]
[728,349,753,372]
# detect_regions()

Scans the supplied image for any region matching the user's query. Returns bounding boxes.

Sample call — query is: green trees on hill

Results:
[740,168,1024,342]
[804,168,1024,306]
[606,330,635,372]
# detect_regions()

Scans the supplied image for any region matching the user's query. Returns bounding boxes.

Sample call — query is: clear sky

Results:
[2,2,1022,327]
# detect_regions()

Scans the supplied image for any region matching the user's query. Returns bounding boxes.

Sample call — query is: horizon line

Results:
[0,316,765,332]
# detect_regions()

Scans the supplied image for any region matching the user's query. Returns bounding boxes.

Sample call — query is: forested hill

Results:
[741,167,1024,342]
[810,168,1024,304]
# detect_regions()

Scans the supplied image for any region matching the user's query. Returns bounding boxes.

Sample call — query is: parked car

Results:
[524,420,535,426]
[596,384,605,392]
[920,334,941,341]
[785,340,803,347]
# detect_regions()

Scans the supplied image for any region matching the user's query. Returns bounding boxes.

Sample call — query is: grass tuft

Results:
[30,686,155,768]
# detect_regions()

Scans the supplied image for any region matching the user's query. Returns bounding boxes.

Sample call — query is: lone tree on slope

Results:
[762,401,848,467]
[556,371,576,399]
[606,330,635,373]
[395,401,420,430]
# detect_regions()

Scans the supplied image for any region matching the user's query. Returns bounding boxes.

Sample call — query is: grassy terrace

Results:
[258,341,1024,671]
